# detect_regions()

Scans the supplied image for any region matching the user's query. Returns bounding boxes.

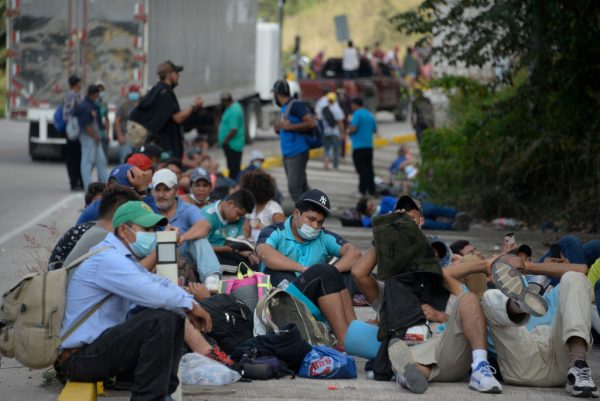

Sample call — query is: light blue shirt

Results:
[169,198,205,234]
[60,233,194,349]
[257,217,346,272]
[349,108,377,149]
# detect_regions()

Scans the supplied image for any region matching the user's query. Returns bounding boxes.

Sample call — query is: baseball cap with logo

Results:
[395,194,423,214]
[190,167,212,185]
[298,189,331,215]
[112,201,167,229]
[109,164,134,187]
[156,60,183,76]
[152,168,178,189]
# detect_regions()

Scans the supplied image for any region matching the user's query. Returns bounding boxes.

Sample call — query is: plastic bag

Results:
[179,353,241,386]
[299,345,357,379]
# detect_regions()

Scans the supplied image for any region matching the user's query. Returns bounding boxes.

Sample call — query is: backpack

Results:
[255,288,334,347]
[53,105,66,133]
[65,115,81,141]
[322,106,337,128]
[283,100,324,149]
[198,294,254,354]
[235,349,294,380]
[0,248,109,369]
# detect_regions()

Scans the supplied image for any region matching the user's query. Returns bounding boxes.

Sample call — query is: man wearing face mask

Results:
[129,60,204,159]
[57,201,212,401]
[114,84,141,163]
[256,189,362,346]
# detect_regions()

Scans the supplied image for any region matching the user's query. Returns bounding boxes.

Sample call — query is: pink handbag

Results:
[219,263,271,312]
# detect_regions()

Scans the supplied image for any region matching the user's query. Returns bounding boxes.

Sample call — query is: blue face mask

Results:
[128,92,140,101]
[126,227,157,258]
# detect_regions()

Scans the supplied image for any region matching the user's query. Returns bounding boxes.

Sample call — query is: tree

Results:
[391,1,600,230]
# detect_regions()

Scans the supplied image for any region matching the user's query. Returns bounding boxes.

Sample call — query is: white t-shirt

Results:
[314,95,329,120]
[247,200,284,241]
[342,47,360,71]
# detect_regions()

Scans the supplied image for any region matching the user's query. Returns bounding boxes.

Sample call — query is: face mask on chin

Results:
[295,214,320,241]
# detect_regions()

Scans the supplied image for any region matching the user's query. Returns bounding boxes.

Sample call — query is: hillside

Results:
[278,0,422,58]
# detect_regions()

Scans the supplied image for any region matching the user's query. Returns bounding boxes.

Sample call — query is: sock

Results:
[471,349,488,370]
[568,337,587,365]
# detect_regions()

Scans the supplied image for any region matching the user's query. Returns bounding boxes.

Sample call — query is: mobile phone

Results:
[549,244,561,259]
[504,233,515,248]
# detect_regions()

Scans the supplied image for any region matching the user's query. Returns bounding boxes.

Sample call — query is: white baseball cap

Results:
[152,168,178,188]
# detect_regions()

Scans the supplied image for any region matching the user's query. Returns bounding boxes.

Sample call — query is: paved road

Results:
[0,115,598,400]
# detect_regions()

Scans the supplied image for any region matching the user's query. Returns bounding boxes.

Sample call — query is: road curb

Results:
[249,132,416,175]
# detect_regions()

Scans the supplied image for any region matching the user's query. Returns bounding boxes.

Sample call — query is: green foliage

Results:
[392,1,600,230]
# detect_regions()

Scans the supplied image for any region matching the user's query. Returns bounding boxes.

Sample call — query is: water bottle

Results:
[277,279,290,291]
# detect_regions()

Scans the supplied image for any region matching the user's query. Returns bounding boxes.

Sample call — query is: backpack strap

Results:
[60,293,112,342]
[60,246,113,342]
[282,99,298,121]
[255,289,280,333]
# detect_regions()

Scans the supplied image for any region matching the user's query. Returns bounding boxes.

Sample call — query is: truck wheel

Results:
[28,122,64,161]
[244,99,261,144]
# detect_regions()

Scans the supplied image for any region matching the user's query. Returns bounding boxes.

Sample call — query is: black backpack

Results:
[322,106,337,128]
[198,294,254,354]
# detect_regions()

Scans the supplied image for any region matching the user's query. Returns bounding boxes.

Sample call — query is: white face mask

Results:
[295,214,320,240]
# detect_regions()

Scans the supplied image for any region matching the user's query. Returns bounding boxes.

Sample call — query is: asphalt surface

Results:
[0,115,598,400]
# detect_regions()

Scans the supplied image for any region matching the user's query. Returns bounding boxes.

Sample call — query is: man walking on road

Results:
[73,84,109,190]
[347,97,377,196]
[218,92,245,179]
[129,60,204,159]
[272,80,317,202]
[63,75,83,191]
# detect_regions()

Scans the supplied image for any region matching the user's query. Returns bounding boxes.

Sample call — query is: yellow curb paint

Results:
[58,382,96,401]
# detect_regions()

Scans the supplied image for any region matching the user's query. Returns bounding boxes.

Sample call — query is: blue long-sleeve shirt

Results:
[60,232,194,349]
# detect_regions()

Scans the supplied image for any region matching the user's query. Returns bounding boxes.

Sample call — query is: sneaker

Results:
[566,360,599,398]
[206,345,234,367]
[388,339,428,394]
[452,212,472,231]
[491,256,549,317]
[204,274,220,293]
[469,361,503,394]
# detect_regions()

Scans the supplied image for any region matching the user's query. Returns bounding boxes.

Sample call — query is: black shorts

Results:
[292,263,347,304]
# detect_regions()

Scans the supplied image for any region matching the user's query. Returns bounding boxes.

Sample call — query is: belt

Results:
[57,347,81,366]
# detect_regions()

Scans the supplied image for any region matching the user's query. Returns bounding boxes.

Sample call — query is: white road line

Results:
[0,193,82,246]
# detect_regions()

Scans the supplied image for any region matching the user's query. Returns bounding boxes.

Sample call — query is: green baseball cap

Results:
[112,201,168,229]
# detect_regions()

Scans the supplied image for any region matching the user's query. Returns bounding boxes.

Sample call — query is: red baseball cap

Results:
[126,153,153,171]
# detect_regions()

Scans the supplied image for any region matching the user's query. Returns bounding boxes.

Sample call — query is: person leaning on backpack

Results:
[272,80,317,202]
[56,201,212,400]
[63,75,84,191]
[128,60,204,159]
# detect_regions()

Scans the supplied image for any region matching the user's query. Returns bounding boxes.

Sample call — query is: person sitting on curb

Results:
[56,201,212,401]
[239,169,285,242]
[151,169,222,291]
[256,189,362,346]
[351,194,502,394]
[76,163,155,225]
[180,167,213,209]
[486,253,596,398]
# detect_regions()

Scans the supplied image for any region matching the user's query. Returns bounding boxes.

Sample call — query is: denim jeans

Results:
[283,151,309,202]
[421,201,457,230]
[59,309,184,401]
[80,132,108,190]
[323,134,341,168]
[118,141,133,164]
[537,235,600,266]
[178,238,221,282]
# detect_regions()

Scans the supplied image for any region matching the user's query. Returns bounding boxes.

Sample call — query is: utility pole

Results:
[277,0,285,78]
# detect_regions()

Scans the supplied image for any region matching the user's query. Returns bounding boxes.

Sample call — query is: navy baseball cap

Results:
[190,167,212,184]
[298,189,331,215]
[272,79,290,96]
[109,164,134,187]
[395,194,423,214]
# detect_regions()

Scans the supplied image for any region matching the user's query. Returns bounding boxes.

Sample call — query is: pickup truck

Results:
[298,58,409,120]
